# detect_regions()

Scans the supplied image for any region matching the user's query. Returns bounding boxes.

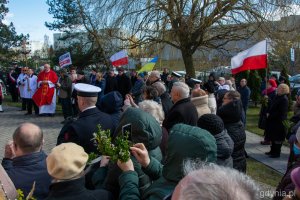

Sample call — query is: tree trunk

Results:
[181,49,196,78]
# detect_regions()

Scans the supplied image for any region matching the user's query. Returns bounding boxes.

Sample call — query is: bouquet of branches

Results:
[283,120,294,134]
[92,125,131,162]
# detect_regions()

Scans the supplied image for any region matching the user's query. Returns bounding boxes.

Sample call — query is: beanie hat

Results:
[291,167,300,189]
[197,114,224,135]
[46,143,88,180]
[268,79,277,88]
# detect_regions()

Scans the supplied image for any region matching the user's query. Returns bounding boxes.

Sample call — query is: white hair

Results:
[138,100,165,123]
[173,81,190,99]
[150,70,161,79]
[152,82,166,96]
[176,161,259,200]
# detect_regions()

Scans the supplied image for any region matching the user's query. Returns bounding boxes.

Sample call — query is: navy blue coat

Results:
[44,177,112,200]
[237,85,251,112]
[2,151,51,199]
[57,107,115,154]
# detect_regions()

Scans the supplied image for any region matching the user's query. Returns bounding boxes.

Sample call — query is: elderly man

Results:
[33,63,58,116]
[217,77,230,91]
[162,81,198,131]
[2,123,51,199]
[168,71,182,93]
[44,143,112,200]
[57,83,114,154]
[237,78,251,123]
[171,164,258,200]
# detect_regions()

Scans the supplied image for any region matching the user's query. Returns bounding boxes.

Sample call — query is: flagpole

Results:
[265,38,268,91]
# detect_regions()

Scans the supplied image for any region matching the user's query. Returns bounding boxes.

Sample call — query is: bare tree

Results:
[46,0,300,76]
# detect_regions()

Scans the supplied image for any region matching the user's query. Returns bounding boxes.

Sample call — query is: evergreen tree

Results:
[0,0,25,64]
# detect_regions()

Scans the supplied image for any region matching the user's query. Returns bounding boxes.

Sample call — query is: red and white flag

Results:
[110,50,128,67]
[231,40,267,74]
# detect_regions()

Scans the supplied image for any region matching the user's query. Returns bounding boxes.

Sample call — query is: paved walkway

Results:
[0,105,63,160]
[246,130,289,174]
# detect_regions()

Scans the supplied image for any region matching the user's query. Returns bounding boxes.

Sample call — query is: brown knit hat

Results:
[46,143,88,180]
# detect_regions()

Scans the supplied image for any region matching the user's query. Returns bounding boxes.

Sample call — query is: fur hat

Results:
[46,143,88,180]
[197,114,224,135]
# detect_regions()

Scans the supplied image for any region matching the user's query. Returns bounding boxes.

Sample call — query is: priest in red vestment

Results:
[33,64,58,116]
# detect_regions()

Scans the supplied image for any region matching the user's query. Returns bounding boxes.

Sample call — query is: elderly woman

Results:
[265,83,289,158]
[139,100,164,124]
[191,88,211,118]
[151,81,173,115]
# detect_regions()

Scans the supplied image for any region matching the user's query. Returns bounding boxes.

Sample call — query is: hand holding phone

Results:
[122,124,132,141]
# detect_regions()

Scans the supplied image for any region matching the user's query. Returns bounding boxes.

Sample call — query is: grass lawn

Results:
[247,158,282,187]
[3,95,63,114]
[246,105,293,137]
[246,106,264,136]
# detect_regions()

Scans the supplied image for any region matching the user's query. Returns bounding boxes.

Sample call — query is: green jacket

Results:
[119,123,217,200]
[93,108,162,196]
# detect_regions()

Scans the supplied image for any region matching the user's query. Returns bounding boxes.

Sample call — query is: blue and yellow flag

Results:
[138,57,158,73]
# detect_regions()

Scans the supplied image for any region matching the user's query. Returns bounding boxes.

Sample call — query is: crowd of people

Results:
[1,63,300,200]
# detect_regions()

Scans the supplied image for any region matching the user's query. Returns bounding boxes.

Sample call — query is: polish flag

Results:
[231,40,267,74]
[110,50,128,67]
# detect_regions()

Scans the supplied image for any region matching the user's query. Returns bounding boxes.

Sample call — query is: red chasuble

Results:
[33,70,58,107]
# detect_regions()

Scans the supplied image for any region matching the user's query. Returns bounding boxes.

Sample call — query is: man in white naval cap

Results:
[57,83,115,154]
[168,71,182,93]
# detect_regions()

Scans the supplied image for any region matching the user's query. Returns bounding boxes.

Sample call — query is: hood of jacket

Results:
[99,91,123,114]
[114,107,162,150]
[214,130,234,160]
[163,124,217,182]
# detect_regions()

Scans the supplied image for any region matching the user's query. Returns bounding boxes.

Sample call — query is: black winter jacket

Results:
[217,100,247,172]
[44,177,112,200]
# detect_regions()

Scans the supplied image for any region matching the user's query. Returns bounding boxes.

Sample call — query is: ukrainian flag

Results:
[138,57,158,73]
